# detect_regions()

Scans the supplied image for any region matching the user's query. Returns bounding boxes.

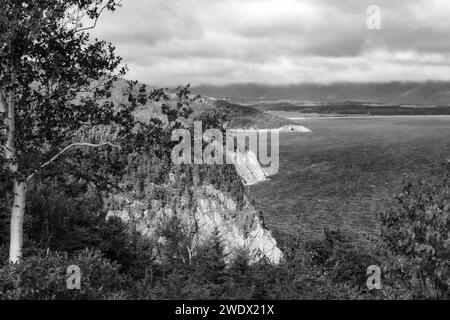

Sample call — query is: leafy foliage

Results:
[0,249,131,300]
[379,161,450,299]
[306,229,377,289]
[0,0,133,180]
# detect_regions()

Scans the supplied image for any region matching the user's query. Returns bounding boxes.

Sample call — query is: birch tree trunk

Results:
[4,70,27,263]
[9,180,26,263]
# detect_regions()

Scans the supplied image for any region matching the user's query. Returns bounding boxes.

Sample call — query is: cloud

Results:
[90,0,450,86]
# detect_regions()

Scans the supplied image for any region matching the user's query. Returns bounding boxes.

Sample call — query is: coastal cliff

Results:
[228,150,270,186]
[106,184,282,264]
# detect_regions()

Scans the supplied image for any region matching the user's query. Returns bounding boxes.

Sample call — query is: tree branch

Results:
[74,0,122,33]
[26,142,121,182]
[75,4,107,33]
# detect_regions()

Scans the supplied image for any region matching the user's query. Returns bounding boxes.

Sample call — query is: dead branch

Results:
[26,141,121,182]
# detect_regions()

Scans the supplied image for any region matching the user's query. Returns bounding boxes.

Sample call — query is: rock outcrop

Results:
[106,185,282,265]
[228,150,269,186]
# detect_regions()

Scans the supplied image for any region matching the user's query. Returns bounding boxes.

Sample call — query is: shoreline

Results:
[229,125,312,133]
[286,114,450,120]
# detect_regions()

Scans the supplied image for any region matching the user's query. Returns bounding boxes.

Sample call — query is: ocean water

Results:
[250,116,450,244]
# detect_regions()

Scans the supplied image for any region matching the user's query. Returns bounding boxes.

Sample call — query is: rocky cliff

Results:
[228,150,270,186]
[106,184,282,265]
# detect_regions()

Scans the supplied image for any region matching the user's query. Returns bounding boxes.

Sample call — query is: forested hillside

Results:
[0,0,447,301]
[214,100,295,129]
[131,88,297,130]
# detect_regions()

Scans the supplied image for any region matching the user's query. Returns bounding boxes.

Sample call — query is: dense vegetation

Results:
[215,100,294,129]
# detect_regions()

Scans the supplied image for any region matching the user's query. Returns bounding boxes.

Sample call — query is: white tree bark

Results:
[4,71,26,263]
[9,180,26,263]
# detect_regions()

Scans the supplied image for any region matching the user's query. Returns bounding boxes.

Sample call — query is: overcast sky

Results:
[90,0,450,86]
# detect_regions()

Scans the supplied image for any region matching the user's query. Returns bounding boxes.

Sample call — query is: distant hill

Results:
[261,102,450,116]
[192,82,450,106]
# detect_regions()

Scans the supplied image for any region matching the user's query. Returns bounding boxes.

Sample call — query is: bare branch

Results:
[74,5,107,33]
[74,0,122,33]
[27,142,121,182]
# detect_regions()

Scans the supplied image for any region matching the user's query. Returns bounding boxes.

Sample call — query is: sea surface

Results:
[249,116,450,244]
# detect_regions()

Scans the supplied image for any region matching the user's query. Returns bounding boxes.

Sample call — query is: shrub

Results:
[379,161,450,299]
[0,249,132,300]
[305,229,378,289]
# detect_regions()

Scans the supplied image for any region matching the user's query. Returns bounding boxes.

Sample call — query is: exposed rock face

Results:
[228,150,269,186]
[106,185,282,265]
[194,186,281,264]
